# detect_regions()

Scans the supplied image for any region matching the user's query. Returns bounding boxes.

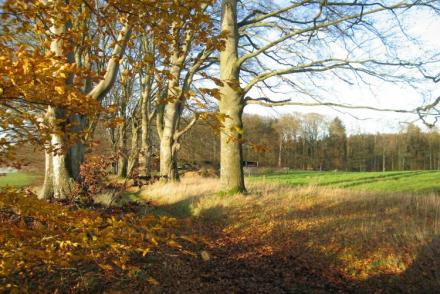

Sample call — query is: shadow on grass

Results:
[397,234,440,290]
[150,196,203,218]
[139,195,228,223]
[366,235,440,293]
[135,187,440,292]
[276,193,440,292]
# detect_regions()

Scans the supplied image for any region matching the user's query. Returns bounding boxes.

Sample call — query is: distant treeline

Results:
[179,113,440,172]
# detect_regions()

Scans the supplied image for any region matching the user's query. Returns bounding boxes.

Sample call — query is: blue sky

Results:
[244,2,440,134]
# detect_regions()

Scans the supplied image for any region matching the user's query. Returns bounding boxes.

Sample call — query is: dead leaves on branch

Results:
[0,0,222,166]
[0,45,101,164]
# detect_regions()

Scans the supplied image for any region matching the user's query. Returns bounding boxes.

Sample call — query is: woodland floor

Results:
[1,173,440,293]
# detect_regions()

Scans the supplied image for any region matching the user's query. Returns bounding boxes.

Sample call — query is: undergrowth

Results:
[0,188,195,292]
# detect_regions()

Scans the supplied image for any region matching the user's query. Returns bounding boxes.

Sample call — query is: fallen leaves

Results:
[0,188,192,292]
[200,250,210,261]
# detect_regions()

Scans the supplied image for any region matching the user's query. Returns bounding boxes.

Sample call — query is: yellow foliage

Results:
[0,0,216,165]
[0,189,187,292]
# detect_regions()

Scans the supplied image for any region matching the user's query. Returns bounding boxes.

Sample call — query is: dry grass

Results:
[140,175,440,290]
[140,175,220,205]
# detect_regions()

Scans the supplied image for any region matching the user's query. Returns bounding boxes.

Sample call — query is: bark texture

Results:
[117,120,128,178]
[127,117,140,177]
[40,14,73,200]
[40,106,73,199]
[159,56,184,181]
[138,72,154,178]
[40,149,54,200]
[219,0,246,193]
[40,20,130,199]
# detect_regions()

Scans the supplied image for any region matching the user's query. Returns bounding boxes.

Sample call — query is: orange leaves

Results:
[54,86,65,95]
[0,0,106,163]
[0,0,220,165]
[167,240,183,249]
[139,247,151,257]
[98,263,114,272]
[0,189,193,291]
[200,88,222,100]
[74,155,117,199]
[0,45,98,110]
[146,276,160,286]
[0,42,101,163]
[21,59,32,75]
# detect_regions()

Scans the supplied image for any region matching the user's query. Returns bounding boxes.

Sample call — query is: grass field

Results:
[0,172,38,188]
[251,170,440,193]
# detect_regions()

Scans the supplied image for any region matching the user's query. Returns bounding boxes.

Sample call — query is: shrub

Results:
[72,155,119,205]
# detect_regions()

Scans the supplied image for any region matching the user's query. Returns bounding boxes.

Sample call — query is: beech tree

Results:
[0,1,98,167]
[1,0,218,198]
[155,2,219,181]
[218,0,440,192]
[137,34,157,178]
[40,1,131,199]
[1,1,117,183]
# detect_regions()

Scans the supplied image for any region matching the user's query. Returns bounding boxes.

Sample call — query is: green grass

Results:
[252,170,440,193]
[0,172,37,188]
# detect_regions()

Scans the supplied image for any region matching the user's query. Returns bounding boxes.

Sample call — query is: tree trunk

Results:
[40,139,74,201]
[52,145,72,200]
[67,141,84,180]
[219,0,245,193]
[117,121,128,178]
[139,78,153,178]
[40,106,73,200]
[127,117,140,178]
[159,59,182,181]
[160,100,180,181]
[219,103,244,193]
[156,16,206,182]
[40,13,129,199]
[40,150,54,200]
[109,127,118,174]
[66,114,86,180]
[40,11,74,200]
[278,136,283,168]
